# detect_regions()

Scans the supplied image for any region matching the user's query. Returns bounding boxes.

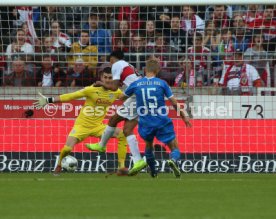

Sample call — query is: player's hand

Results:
[93,81,104,87]
[33,92,48,109]
[183,116,192,128]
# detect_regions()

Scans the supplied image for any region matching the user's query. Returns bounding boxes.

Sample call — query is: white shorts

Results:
[116,95,138,120]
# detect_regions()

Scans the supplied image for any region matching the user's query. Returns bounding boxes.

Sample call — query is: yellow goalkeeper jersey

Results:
[60,86,122,127]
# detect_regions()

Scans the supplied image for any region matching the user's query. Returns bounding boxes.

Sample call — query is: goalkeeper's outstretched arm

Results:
[33,89,87,109]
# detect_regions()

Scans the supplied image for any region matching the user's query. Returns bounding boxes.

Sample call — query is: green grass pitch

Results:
[0,173,276,219]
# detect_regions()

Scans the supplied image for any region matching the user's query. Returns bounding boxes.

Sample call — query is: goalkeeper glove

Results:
[33,92,54,109]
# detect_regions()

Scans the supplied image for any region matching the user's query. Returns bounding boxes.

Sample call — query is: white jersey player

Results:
[86,50,147,176]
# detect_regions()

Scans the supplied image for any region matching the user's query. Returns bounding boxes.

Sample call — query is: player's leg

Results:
[156,122,181,178]
[85,124,128,174]
[113,128,127,170]
[166,139,181,178]
[86,113,125,151]
[54,136,79,175]
[138,124,156,177]
[145,141,157,178]
[124,119,147,176]
[54,125,88,175]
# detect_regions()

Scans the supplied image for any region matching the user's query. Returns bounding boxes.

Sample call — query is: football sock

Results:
[117,130,127,169]
[126,134,142,163]
[145,147,156,175]
[99,126,116,147]
[170,148,181,163]
[58,145,72,166]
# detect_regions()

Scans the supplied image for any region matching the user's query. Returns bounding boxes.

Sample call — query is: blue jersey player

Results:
[123,59,192,178]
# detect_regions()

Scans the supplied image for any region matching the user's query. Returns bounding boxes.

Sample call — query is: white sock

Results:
[126,135,142,163]
[99,126,116,147]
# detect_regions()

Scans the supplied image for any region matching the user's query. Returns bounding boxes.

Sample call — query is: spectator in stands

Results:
[205,5,233,21]
[140,6,181,33]
[219,48,262,95]
[146,33,171,69]
[6,29,34,60]
[40,36,56,55]
[233,28,250,52]
[165,15,188,53]
[58,7,84,35]
[249,5,276,41]
[212,5,232,28]
[181,6,205,36]
[244,32,271,86]
[144,20,156,48]
[2,57,35,86]
[67,30,98,75]
[85,13,111,57]
[37,7,65,36]
[130,33,146,53]
[174,57,192,87]
[117,6,141,31]
[203,20,222,80]
[66,58,95,87]
[36,55,66,87]
[217,29,235,73]
[203,20,217,50]
[0,41,5,85]
[5,29,34,75]
[98,7,117,35]
[232,14,251,51]
[128,33,146,70]
[187,32,210,86]
[112,20,132,52]
[50,21,72,52]
[243,5,263,26]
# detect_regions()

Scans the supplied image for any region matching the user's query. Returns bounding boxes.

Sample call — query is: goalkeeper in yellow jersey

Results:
[34,67,127,175]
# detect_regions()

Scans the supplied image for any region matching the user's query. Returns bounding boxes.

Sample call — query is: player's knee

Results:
[123,127,133,137]
[108,116,118,127]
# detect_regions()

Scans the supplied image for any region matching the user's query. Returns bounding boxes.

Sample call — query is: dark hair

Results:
[80,30,89,35]
[102,67,111,74]
[221,28,232,35]
[194,32,203,40]
[265,5,274,10]
[109,50,124,60]
[89,13,98,18]
[42,55,52,60]
[171,14,180,19]
[215,5,226,10]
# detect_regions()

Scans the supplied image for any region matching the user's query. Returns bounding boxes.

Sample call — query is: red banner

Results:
[0,100,183,119]
[0,119,275,153]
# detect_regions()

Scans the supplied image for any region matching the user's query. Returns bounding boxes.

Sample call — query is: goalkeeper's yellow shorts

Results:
[69,124,107,142]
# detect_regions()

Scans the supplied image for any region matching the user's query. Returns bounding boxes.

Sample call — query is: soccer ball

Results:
[61,155,78,172]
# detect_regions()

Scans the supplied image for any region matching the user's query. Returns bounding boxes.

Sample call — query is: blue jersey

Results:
[124,77,173,128]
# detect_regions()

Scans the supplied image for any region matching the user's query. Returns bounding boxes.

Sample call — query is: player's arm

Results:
[120,81,135,101]
[33,88,88,109]
[169,96,192,128]
[163,81,192,128]
[94,80,120,91]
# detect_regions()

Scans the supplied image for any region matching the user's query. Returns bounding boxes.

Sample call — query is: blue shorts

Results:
[138,121,176,144]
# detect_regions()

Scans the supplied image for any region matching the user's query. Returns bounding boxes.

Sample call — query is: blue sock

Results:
[170,148,180,162]
[145,148,156,175]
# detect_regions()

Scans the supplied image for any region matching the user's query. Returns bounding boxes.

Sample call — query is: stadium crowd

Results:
[0,5,275,94]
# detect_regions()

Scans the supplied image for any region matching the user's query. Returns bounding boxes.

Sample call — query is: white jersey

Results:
[111,60,140,87]
[6,42,34,59]
[219,64,260,89]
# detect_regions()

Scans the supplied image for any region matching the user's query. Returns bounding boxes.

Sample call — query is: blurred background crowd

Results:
[0,5,275,94]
